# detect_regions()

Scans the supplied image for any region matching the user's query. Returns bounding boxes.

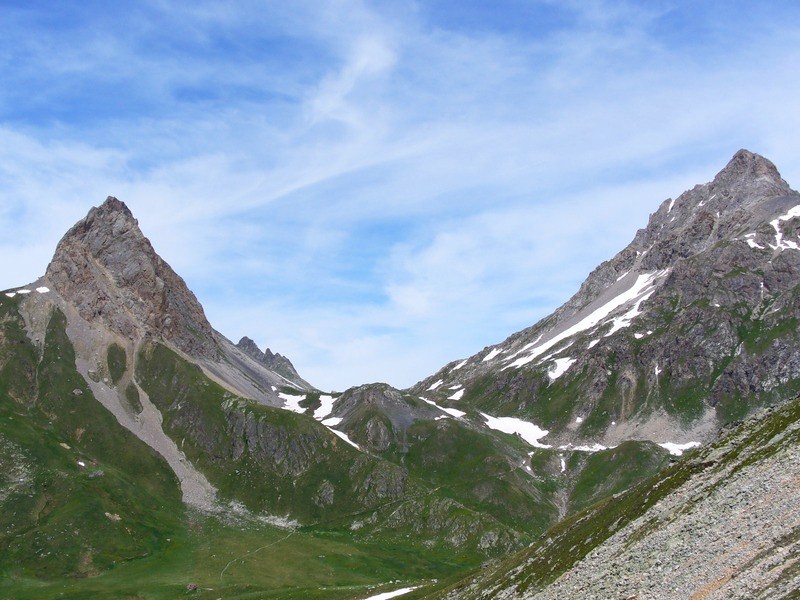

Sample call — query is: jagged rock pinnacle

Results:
[712,149,790,197]
[236,336,303,382]
[46,197,219,358]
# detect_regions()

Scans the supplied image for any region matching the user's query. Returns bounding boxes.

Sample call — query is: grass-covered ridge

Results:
[136,342,404,524]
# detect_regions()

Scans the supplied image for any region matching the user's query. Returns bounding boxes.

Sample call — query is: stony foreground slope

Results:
[423,394,800,599]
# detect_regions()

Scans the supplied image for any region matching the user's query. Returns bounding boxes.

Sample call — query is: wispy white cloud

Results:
[1,0,799,389]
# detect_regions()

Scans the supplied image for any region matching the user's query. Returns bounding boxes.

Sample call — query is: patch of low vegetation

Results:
[106,343,127,384]
[124,382,143,414]
[567,441,671,513]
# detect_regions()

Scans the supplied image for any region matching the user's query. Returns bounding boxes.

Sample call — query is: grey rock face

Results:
[314,480,335,507]
[45,197,219,359]
[329,383,442,452]
[225,403,327,477]
[236,336,305,385]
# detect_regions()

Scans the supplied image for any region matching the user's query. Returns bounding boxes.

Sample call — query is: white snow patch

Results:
[611,421,617,425]
[420,397,466,418]
[278,392,306,415]
[654,364,662,377]
[504,270,668,369]
[659,441,701,456]
[480,413,550,448]
[548,358,576,382]
[16,289,31,294]
[769,205,800,251]
[482,347,504,362]
[313,395,336,420]
[569,443,609,453]
[575,416,583,424]
[504,335,543,362]
[363,586,421,600]
[77,460,86,467]
[634,332,645,339]
[327,427,360,450]
[560,456,566,473]
[442,407,465,418]
[427,379,443,391]
[35,286,50,293]
[452,359,468,371]
[448,388,465,401]
[667,198,675,213]
[587,339,600,349]
[603,273,663,337]
[615,270,631,282]
[744,233,765,249]
[4,292,15,298]
[321,417,342,427]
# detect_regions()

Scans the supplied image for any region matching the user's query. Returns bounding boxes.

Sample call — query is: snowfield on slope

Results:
[420,397,466,418]
[363,586,421,600]
[503,270,670,370]
[480,413,550,448]
[548,357,576,381]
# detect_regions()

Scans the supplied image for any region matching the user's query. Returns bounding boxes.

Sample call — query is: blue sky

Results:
[1,1,799,391]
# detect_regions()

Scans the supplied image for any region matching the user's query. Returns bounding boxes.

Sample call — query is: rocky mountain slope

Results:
[412,150,800,452]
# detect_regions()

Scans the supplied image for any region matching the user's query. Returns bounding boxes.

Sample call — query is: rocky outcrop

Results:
[225,402,331,477]
[236,336,305,385]
[45,197,219,359]
[329,383,443,452]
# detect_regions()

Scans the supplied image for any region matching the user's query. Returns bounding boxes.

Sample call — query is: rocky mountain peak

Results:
[235,335,304,383]
[45,196,219,358]
[413,150,800,448]
[236,335,262,358]
[626,149,798,273]
[712,148,790,196]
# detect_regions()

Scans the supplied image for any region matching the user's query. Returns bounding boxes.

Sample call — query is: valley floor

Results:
[0,512,462,600]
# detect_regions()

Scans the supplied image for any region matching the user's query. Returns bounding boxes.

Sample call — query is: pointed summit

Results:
[45,197,219,358]
[98,195,134,217]
[236,336,306,384]
[712,149,791,198]
[413,151,800,447]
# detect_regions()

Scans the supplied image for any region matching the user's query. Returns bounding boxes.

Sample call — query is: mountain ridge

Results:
[410,148,800,451]
[3,148,800,597]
